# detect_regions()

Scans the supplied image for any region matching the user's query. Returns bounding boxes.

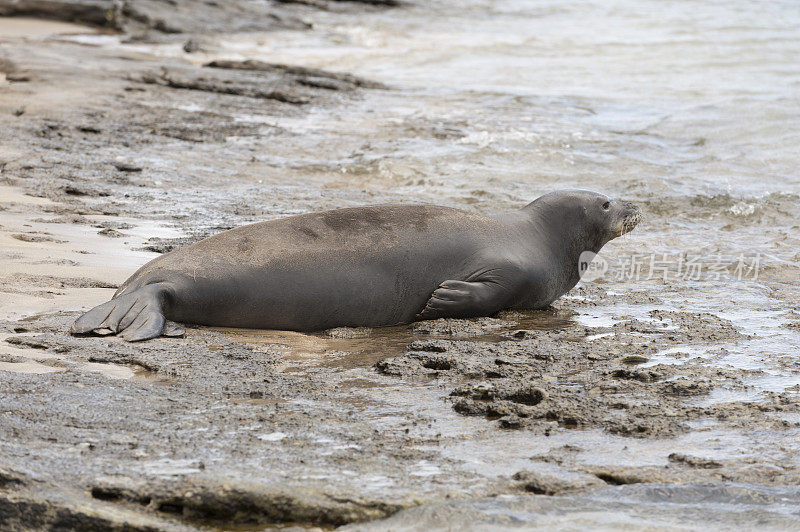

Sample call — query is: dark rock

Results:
[5,73,32,82]
[513,470,603,495]
[182,39,202,53]
[504,386,546,406]
[140,236,198,254]
[112,161,142,172]
[0,468,26,489]
[141,66,312,104]
[278,0,402,6]
[6,336,49,350]
[11,233,64,243]
[620,354,649,364]
[97,227,123,237]
[206,59,388,90]
[660,377,713,396]
[668,453,723,469]
[611,368,663,383]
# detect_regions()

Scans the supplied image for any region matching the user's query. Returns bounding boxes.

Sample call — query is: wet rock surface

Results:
[0,313,502,529]
[377,304,799,438]
[3,300,800,528]
[344,484,800,531]
[206,59,389,91]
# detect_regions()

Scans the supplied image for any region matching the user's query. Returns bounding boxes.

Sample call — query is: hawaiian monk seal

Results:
[71,190,641,341]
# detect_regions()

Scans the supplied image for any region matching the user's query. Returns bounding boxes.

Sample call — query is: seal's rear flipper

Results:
[70,284,177,342]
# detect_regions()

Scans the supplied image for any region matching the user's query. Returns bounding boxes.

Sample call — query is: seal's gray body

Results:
[119,206,521,330]
[72,190,640,341]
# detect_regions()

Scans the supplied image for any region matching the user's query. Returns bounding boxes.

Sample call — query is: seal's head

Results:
[527,189,641,252]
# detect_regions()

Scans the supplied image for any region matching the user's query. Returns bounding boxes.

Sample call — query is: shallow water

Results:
[219,309,570,371]
[347,483,800,531]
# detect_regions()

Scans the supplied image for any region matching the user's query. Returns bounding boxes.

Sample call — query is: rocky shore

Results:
[2,2,800,530]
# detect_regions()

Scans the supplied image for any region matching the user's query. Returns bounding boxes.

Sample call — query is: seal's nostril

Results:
[623,202,641,219]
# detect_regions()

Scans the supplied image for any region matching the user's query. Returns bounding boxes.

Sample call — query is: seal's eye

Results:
[602,201,610,211]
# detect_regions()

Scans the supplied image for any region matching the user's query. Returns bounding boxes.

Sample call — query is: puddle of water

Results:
[0,332,65,375]
[79,361,135,380]
[641,346,714,367]
[719,308,791,338]
[410,460,441,477]
[219,309,574,371]
[0,353,148,381]
[57,34,121,47]
[257,432,287,442]
[0,359,64,375]
[586,332,615,341]
[574,314,619,329]
[776,413,800,424]
[142,458,204,477]
[747,373,800,395]
[216,327,415,370]
[690,388,765,408]
[677,371,800,408]
[0,332,170,382]
[570,299,693,338]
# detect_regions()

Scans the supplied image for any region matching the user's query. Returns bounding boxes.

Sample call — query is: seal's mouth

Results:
[615,203,642,237]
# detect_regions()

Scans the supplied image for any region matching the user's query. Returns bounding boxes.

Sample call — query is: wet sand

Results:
[0,184,169,317]
[0,17,97,38]
[2,3,800,530]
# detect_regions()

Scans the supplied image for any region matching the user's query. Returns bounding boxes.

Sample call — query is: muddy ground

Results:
[2,4,800,531]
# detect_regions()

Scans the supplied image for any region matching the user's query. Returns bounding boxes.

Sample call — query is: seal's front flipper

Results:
[70,284,175,342]
[417,279,516,320]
